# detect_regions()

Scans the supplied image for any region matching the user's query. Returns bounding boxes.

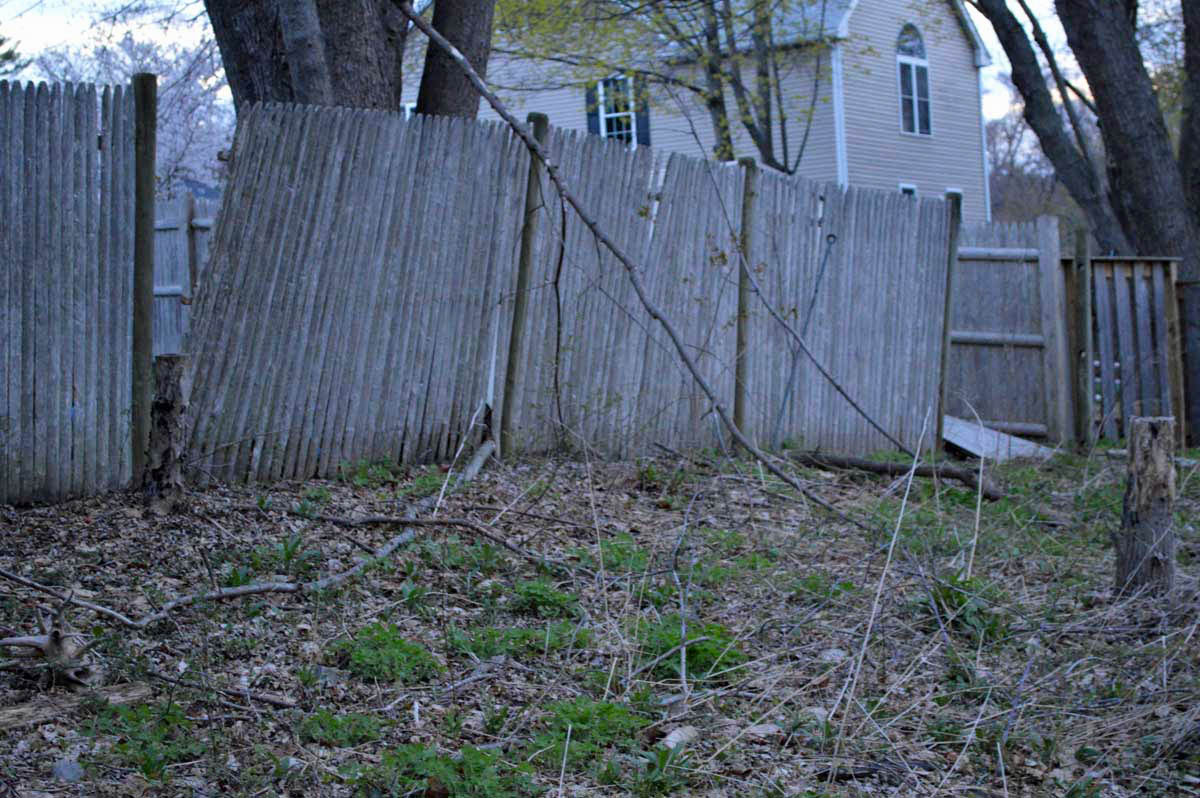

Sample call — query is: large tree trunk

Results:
[1057,0,1200,280]
[972,0,1130,253]
[1181,0,1200,222]
[204,0,406,110]
[415,0,497,118]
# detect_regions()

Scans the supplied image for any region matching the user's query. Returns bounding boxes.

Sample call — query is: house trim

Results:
[836,0,991,68]
[977,69,992,221]
[831,42,849,187]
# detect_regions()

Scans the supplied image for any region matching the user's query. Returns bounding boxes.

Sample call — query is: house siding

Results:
[839,0,989,222]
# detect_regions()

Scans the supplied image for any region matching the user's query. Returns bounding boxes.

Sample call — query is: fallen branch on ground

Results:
[790,451,1004,501]
[0,682,153,731]
[0,600,105,687]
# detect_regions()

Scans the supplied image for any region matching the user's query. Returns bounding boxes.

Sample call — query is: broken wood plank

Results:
[0,682,153,731]
[942,415,1057,463]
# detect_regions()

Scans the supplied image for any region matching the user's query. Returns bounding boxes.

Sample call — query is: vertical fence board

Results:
[1093,269,1118,438]
[1132,265,1159,413]
[1112,264,1138,427]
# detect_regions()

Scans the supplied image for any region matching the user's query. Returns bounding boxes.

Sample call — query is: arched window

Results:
[897,24,931,135]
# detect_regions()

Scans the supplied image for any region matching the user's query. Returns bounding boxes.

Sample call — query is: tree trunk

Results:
[277,0,333,104]
[1114,417,1177,597]
[415,0,497,118]
[144,355,192,514]
[1181,0,1200,222]
[972,0,1130,253]
[701,1,734,161]
[204,0,406,110]
[1057,0,1200,280]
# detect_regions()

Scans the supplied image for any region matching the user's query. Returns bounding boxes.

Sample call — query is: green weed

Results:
[509,580,578,618]
[447,622,590,659]
[526,697,646,771]
[332,623,442,684]
[299,710,383,747]
[635,615,747,684]
[89,701,205,782]
[348,744,538,797]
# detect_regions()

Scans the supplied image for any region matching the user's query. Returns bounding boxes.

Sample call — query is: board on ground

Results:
[942,415,1057,462]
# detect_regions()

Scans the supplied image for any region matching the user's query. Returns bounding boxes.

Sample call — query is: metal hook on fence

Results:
[771,232,838,448]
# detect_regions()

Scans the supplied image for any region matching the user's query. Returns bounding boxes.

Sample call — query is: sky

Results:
[0,0,1066,121]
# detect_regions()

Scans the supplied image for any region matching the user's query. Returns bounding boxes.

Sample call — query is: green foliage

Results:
[420,537,506,575]
[629,745,691,797]
[793,571,857,602]
[635,615,747,683]
[333,623,442,684]
[509,580,578,618]
[398,468,447,499]
[349,744,539,797]
[90,701,205,781]
[576,532,651,573]
[303,486,332,504]
[448,622,590,659]
[340,460,404,489]
[925,573,1009,645]
[526,697,646,771]
[0,32,26,76]
[300,710,383,747]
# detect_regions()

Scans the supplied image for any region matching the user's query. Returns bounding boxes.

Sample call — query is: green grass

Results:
[299,710,383,747]
[348,744,538,797]
[526,697,647,771]
[634,614,748,684]
[89,701,206,782]
[332,623,442,684]
[508,580,578,618]
[447,622,590,660]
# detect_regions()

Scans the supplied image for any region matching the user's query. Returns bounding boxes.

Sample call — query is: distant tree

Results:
[36,33,234,195]
[416,0,497,117]
[1,30,27,76]
[494,0,836,170]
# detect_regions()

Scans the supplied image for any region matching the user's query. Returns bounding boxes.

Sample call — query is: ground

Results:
[1,447,1198,797]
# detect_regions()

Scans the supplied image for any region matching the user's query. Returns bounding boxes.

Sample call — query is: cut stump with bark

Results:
[144,354,191,514]
[1115,417,1177,597]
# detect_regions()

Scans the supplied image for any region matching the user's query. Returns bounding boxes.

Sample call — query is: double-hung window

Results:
[586,73,651,148]
[897,25,931,136]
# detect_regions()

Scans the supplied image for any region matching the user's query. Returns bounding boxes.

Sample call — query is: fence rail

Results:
[0,81,135,504]
[184,104,954,482]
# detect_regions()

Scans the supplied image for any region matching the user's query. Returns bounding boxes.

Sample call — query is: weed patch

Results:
[333,623,442,684]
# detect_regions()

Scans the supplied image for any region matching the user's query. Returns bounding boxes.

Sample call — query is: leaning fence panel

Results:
[0,81,134,505]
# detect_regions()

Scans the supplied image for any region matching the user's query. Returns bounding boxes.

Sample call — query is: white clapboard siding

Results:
[0,81,135,505]
[185,102,953,482]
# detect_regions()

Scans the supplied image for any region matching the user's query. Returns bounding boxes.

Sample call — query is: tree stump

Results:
[1114,417,1176,597]
[144,355,191,514]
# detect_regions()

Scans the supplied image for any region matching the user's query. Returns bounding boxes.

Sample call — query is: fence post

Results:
[1037,215,1071,445]
[132,73,157,486]
[1179,280,1200,446]
[936,192,962,451]
[1070,225,1094,446]
[500,112,549,457]
[185,192,198,302]
[734,157,758,447]
[1167,270,1189,447]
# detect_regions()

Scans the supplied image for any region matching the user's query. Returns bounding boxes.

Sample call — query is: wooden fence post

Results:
[935,192,962,451]
[1115,416,1176,597]
[734,157,758,447]
[184,192,198,302]
[1068,225,1094,446]
[500,112,549,457]
[132,73,157,485]
[1037,216,1072,445]
[1177,279,1199,446]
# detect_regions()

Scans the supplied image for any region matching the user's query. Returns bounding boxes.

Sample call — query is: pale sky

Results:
[0,0,1065,121]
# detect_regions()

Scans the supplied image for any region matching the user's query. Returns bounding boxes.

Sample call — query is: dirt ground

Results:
[1,447,1198,797]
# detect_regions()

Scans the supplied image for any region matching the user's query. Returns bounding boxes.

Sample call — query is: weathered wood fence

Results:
[0,82,136,504]
[184,103,954,482]
[951,221,1186,446]
[154,195,218,355]
[947,219,1071,442]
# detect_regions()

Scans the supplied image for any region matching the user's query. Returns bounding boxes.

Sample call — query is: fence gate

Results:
[946,218,1072,444]
[1088,257,1185,441]
[154,194,218,355]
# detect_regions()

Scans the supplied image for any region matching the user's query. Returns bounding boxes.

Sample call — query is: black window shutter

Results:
[634,75,651,146]
[585,84,600,135]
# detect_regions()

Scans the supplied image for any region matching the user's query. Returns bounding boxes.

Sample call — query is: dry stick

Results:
[393,1,874,516]
[829,415,929,782]
[789,451,1003,501]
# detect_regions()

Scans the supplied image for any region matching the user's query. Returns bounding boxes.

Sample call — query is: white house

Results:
[408,0,993,223]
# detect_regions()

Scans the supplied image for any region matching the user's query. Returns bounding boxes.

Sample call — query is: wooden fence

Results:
[1087,257,1184,440]
[154,195,218,355]
[0,81,136,504]
[946,219,1071,442]
[184,104,955,482]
